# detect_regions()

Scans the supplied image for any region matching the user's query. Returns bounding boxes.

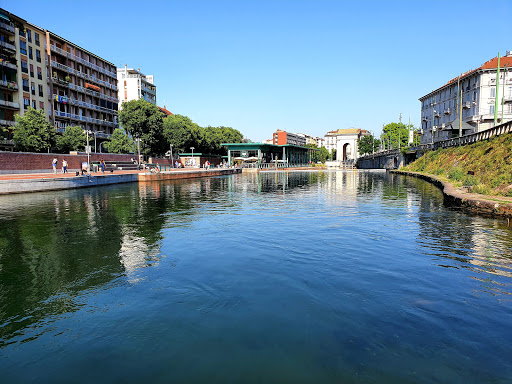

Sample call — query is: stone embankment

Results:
[0,168,241,195]
[391,170,512,218]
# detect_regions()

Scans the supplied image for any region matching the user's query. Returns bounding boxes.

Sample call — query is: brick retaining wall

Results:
[0,151,133,173]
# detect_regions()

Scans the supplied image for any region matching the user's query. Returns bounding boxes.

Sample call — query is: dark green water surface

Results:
[0,170,511,383]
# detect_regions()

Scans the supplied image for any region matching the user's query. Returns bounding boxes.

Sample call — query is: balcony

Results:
[0,20,15,35]
[443,108,451,115]
[504,94,512,102]
[51,77,69,86]
[434,111,440,117]
[463,101,471,109]
[0,59,17,71]
[0,119,16,127]
[0,79,17,90]
[0,99,20,109]
[0,40,16,52]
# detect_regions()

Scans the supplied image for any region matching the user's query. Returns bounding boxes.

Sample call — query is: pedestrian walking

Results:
[62,159,68,173]
[52,158,58,174]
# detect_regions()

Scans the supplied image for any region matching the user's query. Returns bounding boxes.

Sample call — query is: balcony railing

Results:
[443,108,451,115]
[68,82,119,103]
[0,59,17,71]
[0,119,16,126]
[0,20,15,34]
[54,95,118,114]
[0,40,16,52]
[49,45,117,78]
[0,99,20,108]
[50,60,118,91]
[0,79,17,90]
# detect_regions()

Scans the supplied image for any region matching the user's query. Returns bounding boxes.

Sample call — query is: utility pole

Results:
[398,113,402,151]
[494,52,501,126]
[502,67,506,123]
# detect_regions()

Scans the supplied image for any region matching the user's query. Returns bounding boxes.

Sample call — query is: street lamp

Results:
[94,130,104,153]
[190,147,195,167]
[169,144,173,168]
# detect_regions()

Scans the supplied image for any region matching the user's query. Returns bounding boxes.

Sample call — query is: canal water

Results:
[0,170,511,383]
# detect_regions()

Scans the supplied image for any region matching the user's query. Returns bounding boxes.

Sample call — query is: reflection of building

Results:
[419,52,512,144]
[324,128,370,161]
[273,129,306,146]
[117,65,156,106]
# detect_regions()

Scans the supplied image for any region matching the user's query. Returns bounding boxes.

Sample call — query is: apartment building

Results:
[0,8,119,150]
[273,129,307,146]
[419,52,512,144]
[117,65,156,107]
[48,32,118,144]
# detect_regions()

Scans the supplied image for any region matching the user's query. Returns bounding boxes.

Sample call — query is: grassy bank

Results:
[403,133,512,196]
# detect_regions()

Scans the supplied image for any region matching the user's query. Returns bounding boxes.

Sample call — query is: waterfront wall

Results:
[0,151,133,174]
[0,168,241,195]
[357,151,407,170]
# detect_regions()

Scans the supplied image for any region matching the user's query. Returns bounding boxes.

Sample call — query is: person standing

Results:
[52,158,58,174]
[100,159,105,173]
[62,159,68,173]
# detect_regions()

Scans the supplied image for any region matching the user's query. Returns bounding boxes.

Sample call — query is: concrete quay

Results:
[0,168,241,195]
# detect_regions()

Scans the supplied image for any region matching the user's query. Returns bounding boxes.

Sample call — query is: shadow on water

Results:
[0,171,511,382]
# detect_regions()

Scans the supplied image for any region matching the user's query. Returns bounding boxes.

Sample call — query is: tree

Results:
[13,108,56,152]
[163,114,204,153]
[104,128,135,154]
[203,126,243,155]
[305,143,329,163]
[358,134,381,156]
[118,99,165,156]
[381,122,418,150]
[56,125,86,153]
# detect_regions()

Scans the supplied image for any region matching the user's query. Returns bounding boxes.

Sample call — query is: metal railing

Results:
[49,44,117,78]
[0,79,17,90]
[50,61,118,91]
[0,99,19,108]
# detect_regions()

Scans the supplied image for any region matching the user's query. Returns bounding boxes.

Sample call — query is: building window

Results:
[490,87,496,98]
[32,100,36,109]
[39,101,44,111]
[473,91,477,101]
[21,60,28,73]
[36,49,41,63]
[37,66,42,80]
[34,32,40,46]
[30,64,34,77]
[22,78,29,92]
[28,46,33,59]
[27,29,32,43]
[490,105,495,114]
[31,82,35,95]
[23,98,29,109]
[20,40,27,55]
[19,29,26,37]
[38,84,43,97]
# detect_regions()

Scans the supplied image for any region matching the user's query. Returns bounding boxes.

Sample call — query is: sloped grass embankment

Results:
[403,134,512,197]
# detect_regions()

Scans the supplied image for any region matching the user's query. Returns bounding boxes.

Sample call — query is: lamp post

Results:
[94,130,104,153]
[137,137,141,170]
[170,144,173,168]
[190,146,195,167]
[84,128,91,173]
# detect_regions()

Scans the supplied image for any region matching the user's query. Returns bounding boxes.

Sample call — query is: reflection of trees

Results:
[0,178,241,346]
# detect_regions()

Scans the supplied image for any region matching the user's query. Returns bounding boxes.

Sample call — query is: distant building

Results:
[158,105,172,116]
[273,129,306,146]
[324,128,370,161]
[117,65,156,107]
[419,51,512,144]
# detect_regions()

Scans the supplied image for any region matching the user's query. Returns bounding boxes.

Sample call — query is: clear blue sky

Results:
[3,0,511,142]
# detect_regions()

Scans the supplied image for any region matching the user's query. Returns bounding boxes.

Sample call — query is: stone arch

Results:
[342,143,350,161]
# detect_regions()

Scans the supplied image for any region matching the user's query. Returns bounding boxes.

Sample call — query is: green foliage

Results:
[163,115,243,155]
[13,108,56,152]
[105,128,135,154]
[381,122,419,150]
[118,99,165,156]
[403,133,512,196]
[305,144,329,163]
[56,126,85,153]
[358,135,381,156]
[448,167,465,181]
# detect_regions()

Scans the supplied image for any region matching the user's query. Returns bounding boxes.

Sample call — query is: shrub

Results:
[448,167,465,181]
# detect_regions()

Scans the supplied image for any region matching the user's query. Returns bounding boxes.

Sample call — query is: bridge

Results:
[357,119,512,169]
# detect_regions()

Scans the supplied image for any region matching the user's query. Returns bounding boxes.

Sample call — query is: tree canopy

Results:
[105,128,135,154]
[358,135,381,156]
[56,125,86,153]
[118,99,165,156]
[13,108,56,152]
[381,122,420,150]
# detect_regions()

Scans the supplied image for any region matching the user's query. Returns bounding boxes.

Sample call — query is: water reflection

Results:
[0,171,511,381]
